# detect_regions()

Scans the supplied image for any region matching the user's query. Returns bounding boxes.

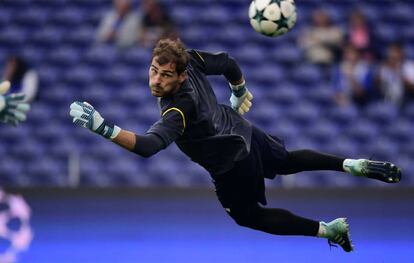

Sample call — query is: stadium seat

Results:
[84,45,119,67]
[286,102,320,127]
[120,47,151,67]
[49,6,86,27]
[47,46,82,67]
[345,119,378,146]
[0,25,27,47]
[328,105,359,128]
[0,157,25,185]
[385,119,413,145]
[65,65,98,87]
[30,26,64,47]
[270,44,303,64]
[363,102,398,128]
[290,64,323,85]
[268,84,302,107]
[305,120,338,146]
[65,25,95,49]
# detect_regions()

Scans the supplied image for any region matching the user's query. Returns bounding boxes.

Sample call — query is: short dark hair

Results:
[152,38,190,75]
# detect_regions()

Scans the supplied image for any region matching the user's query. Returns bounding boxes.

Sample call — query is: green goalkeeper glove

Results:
[0,81,31,126]
[229,80,253,115]
[69,101,121,140]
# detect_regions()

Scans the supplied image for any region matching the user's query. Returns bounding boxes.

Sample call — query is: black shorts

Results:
[212,125,288,208]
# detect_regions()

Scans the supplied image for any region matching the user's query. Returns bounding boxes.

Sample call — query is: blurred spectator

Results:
[332,44,376,107]
[346,9,377,61]
[138,0,178,47]
[377,43,414,107]
[299,9,344,65]
[3,56,38,103]
[96,0,141,48]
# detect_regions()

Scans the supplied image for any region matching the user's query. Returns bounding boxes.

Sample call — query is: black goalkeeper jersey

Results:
[147,50,252,175]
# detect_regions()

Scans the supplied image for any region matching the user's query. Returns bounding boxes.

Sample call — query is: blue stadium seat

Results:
[286,102,320,127]
[403,102,414,121]
[375,22,400,44]
[268,84,302,107]
[21,45,47,65]
[146,157,192,186]
[233,44,265,66]
[305,120,338,146]
[290,64,323,85]
[383,3,414,25]
[270,44,303,64]
[10,138,45,160]
[215,24,249,46]
[0,125,28,145]
[199,5,232,25]
[345,119,378,146]
[65,25,95,49]
[0,157,25,185]
[328,136,359,157]
[364,136,399,161]
[0,7,13,26]
[25,157,67,186]
[0,25,27,47]
[328,105,359,128]
[120,47,151,67]
[249,101,284,128]
[98,65,135,86]
[84,45,119,67]
[26,102,53,126]
[47,46,82,67]
[171,5,200,26]
[385,119,413,145]
[30,26,64,48]
[303,84,335,110]
[267,118,299,148]
[130,101,161,126]
[65,65,98,87]
[40,83,73,106]
[250,64,285,85]
[37,64,63,86]
[363,102,398,128]
[15,7,49,27]
[49,6,86,27]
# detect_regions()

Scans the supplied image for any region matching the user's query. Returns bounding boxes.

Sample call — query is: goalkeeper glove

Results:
[0,81,31,126]
[70,101,121,140]
[229,80,253,115]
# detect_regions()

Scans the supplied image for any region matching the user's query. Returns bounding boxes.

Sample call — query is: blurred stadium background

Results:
[0,0,413,262]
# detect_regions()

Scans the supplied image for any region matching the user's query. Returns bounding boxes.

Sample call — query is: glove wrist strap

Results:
[96,121,121,140]
[229,80,246,98]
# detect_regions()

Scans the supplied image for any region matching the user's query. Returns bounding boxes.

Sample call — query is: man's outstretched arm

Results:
[70,101,180,158]
[192,50,253,115]
[113,130,164,158]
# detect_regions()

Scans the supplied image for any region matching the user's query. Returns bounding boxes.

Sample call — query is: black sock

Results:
[278,149,345,175]
[246,206,319,236]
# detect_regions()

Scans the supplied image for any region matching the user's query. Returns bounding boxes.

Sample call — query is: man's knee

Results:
[225,205,260,228]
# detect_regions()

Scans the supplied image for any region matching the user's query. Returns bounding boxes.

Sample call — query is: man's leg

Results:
[213,172,319,236]
[213,169,353,252]
[277,149,401,183]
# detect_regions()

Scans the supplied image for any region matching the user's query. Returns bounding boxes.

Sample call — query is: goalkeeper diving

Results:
[70,39,401,252]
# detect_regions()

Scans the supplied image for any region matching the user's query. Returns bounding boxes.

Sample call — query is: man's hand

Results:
[229,81,253,115]
[0,81,31,126]
[69,101,120,139]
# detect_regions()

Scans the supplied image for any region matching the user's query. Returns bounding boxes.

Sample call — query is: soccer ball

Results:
[0,190,33,263]
[249,0,297,37]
